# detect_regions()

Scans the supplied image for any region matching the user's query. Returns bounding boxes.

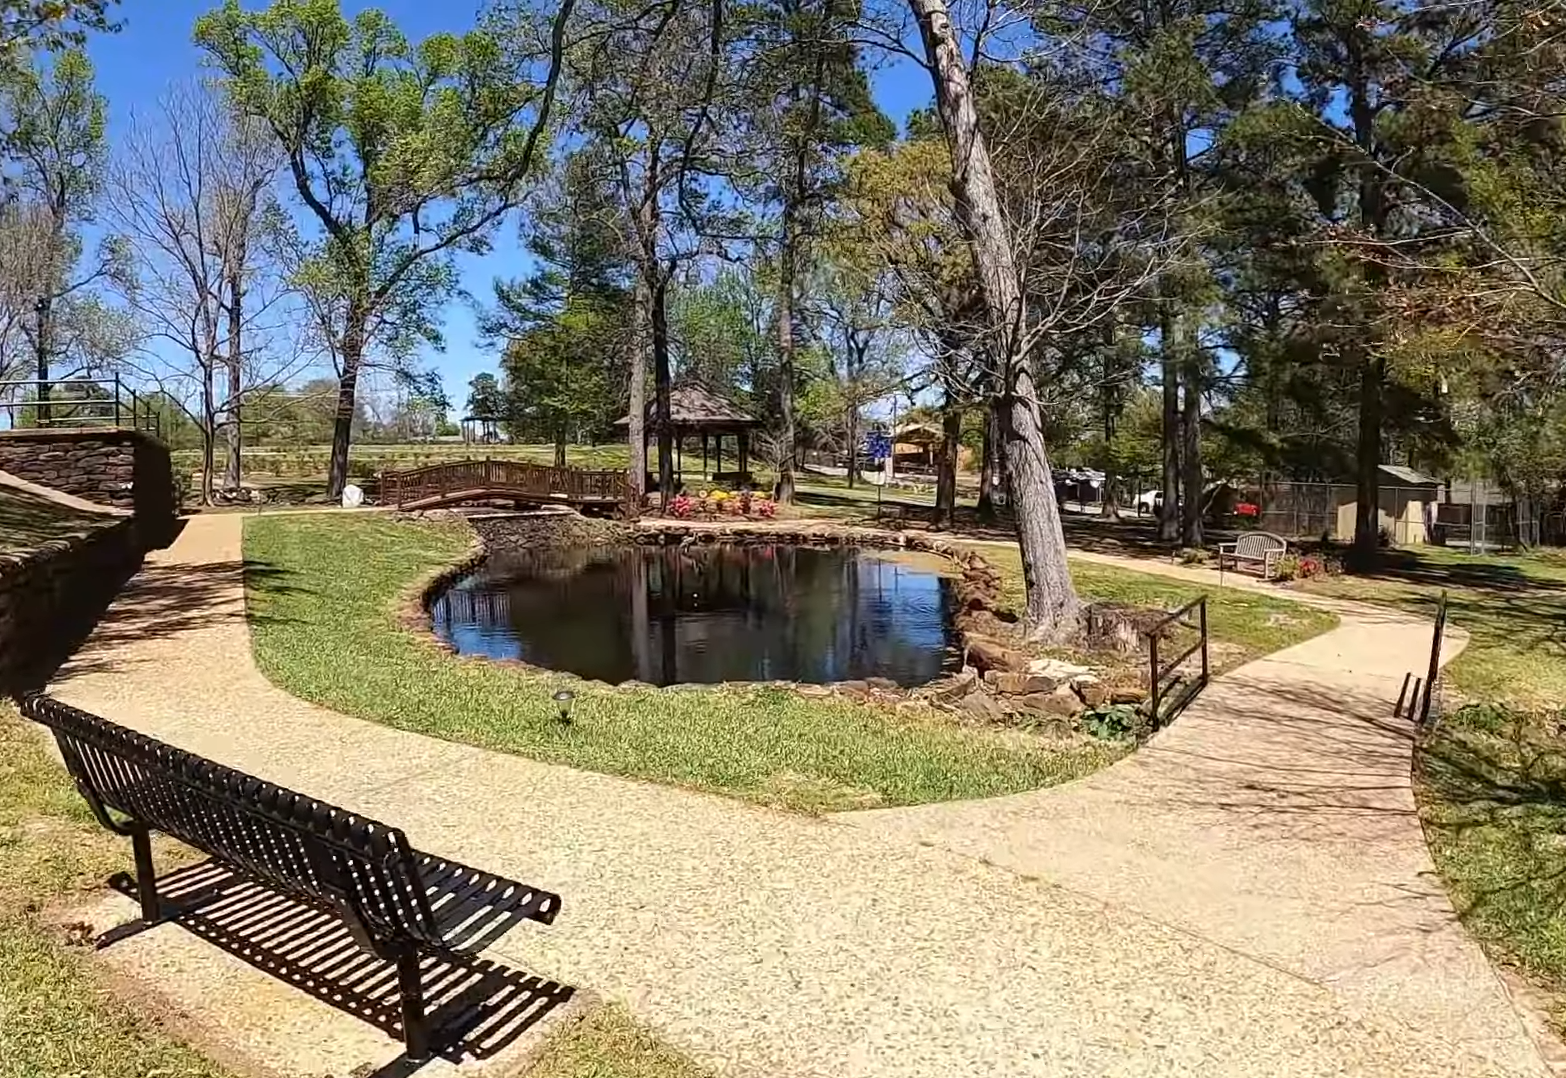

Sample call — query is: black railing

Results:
[1145,595,1210,725]
[1395,590,1448,726]
[0,377,161,438]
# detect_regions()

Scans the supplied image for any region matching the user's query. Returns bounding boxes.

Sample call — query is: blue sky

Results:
[85,1,932,411]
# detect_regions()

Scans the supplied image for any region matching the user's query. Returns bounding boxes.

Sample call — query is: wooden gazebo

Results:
[616,382,761,486]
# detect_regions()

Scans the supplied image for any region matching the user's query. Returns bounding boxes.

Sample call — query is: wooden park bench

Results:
[1216,531,1289,580]
[19,693,562,1063]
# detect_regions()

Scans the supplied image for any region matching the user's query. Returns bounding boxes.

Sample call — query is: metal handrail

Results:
[1144,595,1210,725]
[0,376,162,439]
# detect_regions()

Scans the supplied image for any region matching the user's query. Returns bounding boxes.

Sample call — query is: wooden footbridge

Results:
[381,459,633,513]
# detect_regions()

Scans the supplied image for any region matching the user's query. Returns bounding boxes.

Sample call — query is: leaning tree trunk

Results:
[554,428,568,468]
[998,372,1081,639]
[908,0,1081,638]
[627,274,650,510]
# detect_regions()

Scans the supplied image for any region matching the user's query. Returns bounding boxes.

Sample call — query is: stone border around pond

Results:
[397,514,1134,729]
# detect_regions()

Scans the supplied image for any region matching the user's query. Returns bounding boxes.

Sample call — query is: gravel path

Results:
[47,513,1549,1078]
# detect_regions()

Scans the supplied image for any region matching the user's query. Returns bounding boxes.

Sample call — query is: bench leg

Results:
[130,825,160,924]
[397,949,431,1062]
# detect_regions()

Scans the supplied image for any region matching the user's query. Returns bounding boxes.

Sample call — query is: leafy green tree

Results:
[500,295,618,465]
[465,372,504,420]
[0,47,124,420]
[0,1,119,53]
[743,0,893,502]
[194,0,576,497]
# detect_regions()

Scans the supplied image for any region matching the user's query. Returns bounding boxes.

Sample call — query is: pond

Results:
[430,543,962,687]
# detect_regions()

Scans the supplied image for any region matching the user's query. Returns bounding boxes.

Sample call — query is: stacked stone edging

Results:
[401,515,1132,728]
[0,518,143,694]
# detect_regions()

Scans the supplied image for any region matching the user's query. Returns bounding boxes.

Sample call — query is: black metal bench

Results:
[18,693,562,1062]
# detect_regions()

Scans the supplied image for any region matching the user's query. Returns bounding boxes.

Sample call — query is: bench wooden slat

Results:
[19,692,561,1062]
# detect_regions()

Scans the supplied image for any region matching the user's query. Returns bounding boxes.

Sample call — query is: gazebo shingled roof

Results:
[614,382,760,432]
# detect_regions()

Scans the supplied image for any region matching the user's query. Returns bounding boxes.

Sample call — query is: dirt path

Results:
[45,513,1548,1077]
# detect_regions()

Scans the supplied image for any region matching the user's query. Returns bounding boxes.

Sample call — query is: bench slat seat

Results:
[1216,532,1288,580]
[19,692,560,1062]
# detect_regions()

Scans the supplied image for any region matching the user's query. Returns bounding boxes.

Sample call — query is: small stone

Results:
[994,672,1061,696]
[1027,657,1094,680]
[983,669,1003,687]
[1111,688,1147,705]
[1075,682,1109,707]
[959,693,1008,721]
[1022,692,1083,718]
[796,684,833,699]
[866,676,899,692]
[928,670,978,703]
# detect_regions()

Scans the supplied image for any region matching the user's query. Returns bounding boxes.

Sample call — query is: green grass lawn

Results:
[1302,546,1566,710]
[1418,702,1566,1029]
[0,702,708,1077]
[0,484,114,553]
[966,544,1340,670]
[244,514,1128,813]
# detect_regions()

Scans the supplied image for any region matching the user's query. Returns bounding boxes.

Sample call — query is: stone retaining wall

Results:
[0,518,143,694]
[0,428,176,547]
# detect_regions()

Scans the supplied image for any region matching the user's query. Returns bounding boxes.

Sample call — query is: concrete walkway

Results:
[48,513,1548,1078]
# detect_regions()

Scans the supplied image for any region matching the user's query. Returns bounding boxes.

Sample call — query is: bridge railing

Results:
[381,458,632,510]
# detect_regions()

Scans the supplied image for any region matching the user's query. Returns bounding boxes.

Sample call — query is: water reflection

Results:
[431,544,961,687]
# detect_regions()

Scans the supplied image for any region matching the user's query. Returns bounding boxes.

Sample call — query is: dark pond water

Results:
[430,544,962,687]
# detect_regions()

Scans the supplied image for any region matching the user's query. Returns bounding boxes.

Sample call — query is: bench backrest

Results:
[1233,532,1286,558]
[20,694,441,954]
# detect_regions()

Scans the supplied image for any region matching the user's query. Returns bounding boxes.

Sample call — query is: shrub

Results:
[1082,702,1142,740]
[1177,547,1208,566]
[752,497,778,519]
[1273,554,1301,581]
[670,494,694,518]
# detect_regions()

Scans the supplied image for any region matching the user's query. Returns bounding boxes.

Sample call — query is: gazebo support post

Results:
[702,432,709,478]
[739,429,749,481]
[715,433,722,477]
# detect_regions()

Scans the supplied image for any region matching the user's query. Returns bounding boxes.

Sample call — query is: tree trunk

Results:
[651,277,674,509]
[1181,341,1203,546]
[628,262,650,513]
[200,354,216,505]
[1102,385,1119,521]
[33,296,51,427]
[775,198,798,505]
[998,372,1081,640]
[845,402,859,489]
[325,315,365,501]
[978,401,998,521]
[935,393,961,528]
[908,0,1081,637]
[1353,355,1384,561]
[223,260,245,493]
[555,429,568,468]
[1159,308,1180,543]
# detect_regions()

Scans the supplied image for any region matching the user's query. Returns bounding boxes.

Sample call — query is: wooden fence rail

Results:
[381,459,632,513]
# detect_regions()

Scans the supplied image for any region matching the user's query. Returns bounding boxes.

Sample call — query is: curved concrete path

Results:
[46,514,1548,1078]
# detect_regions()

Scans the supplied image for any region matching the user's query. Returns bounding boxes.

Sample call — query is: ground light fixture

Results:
[552,689,575,724]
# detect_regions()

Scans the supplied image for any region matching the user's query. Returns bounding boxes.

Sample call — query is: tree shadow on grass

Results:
[1349,548,1566,595]
[1417,709,1566,962]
